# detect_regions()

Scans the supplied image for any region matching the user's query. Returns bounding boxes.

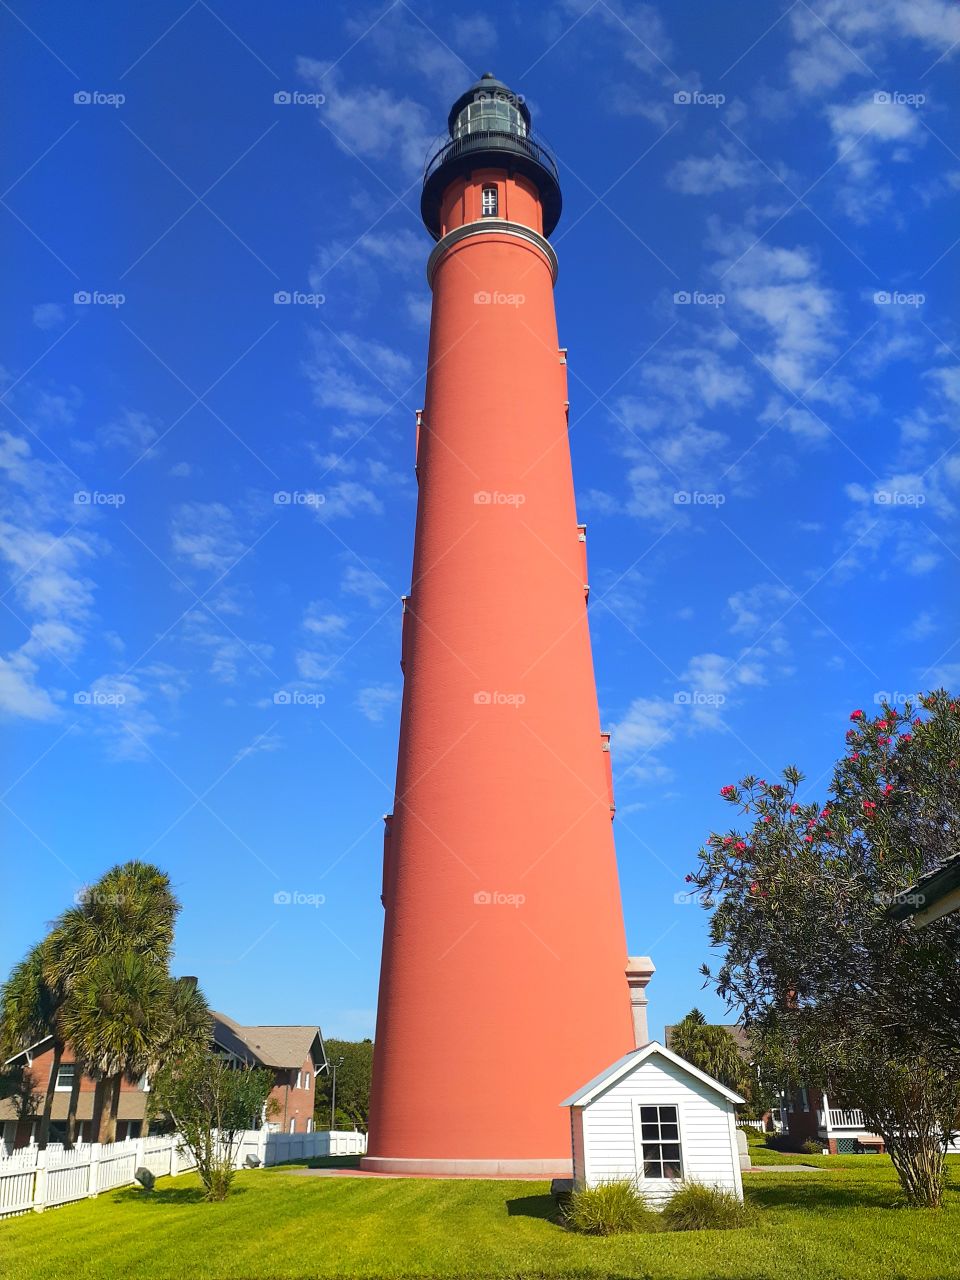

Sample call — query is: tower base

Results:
[359,1155,572,1178]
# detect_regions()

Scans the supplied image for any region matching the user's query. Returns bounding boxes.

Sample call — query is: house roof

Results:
[211,1012,326,1072]
[887,852,960,923]
[560,1040,746,1108]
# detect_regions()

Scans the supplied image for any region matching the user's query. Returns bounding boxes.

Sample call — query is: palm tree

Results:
[670,1008,752,1098]
[61,951,173,1144]
[0,944,65,1149]
[139,977,212,1136]
[45,862,179,1142]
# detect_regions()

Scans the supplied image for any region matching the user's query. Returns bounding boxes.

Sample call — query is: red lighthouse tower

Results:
[364,74,636,1176]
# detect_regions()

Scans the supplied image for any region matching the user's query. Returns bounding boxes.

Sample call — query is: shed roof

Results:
[560,1040,746,1108]
[211,1011,326,1071]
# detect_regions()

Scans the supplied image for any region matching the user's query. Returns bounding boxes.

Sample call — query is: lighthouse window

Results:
[453,99,526,140]
[481,186,498,217]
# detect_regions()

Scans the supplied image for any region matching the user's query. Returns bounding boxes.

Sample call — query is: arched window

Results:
[481,186,498,217]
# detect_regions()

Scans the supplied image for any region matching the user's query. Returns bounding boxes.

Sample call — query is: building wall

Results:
[580,1056,742,1203]
[267,1055,317,1133]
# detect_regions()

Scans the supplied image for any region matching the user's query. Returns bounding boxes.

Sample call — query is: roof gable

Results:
[560,1040,746,1108]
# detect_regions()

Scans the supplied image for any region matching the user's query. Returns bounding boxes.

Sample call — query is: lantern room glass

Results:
[452,98,527,140]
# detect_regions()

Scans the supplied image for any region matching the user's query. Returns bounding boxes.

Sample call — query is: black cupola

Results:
[421,72,562,241]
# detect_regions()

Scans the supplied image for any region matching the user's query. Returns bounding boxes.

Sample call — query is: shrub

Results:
[801,1138,823,1154]
[661,1182,752,1232]
[765,1132,810,1154]
[562,1179,658,1235]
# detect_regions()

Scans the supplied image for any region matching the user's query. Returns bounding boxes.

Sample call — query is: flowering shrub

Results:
[690,690,960,1208]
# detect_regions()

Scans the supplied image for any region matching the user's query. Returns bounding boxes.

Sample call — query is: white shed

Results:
[560,1040,745,1205]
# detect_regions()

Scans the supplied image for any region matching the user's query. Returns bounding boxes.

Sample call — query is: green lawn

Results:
[4,1155,960,1280]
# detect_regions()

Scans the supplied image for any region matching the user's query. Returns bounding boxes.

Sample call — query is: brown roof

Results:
[0,1092,146,1123]
[211,1012,326,1072]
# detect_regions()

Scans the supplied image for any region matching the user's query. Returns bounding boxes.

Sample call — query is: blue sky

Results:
[2,0,958,1042]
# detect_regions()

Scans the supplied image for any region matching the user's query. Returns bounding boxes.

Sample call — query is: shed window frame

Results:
[636,1103,683,1179]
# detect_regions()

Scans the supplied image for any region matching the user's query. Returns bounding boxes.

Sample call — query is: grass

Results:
[3,1155,960,1279]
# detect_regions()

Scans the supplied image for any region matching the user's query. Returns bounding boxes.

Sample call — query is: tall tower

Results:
[364,74,636,1176]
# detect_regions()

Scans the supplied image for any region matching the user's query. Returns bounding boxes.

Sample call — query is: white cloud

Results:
[666,146,758,196]
[303,330,413,422]
[170,502,244,574]
[342,563,392,606]
[314,481,384,522]
[32,302,65,331]
[355,683,399,723]
[99,410,162,457]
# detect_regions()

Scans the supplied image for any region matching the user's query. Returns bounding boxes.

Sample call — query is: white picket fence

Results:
[0,1128,365,1220]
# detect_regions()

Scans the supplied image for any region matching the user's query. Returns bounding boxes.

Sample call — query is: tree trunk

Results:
[36,1042,62,1151]
[886,1132,945,1207]
[96,1075,121,1144]
[65,1072,82,1149]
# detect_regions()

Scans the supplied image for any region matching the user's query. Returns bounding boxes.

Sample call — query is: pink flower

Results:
[900,734,912,743]
[850,710,864,720]
[851,752,860,760]
[877,720,889,730]
[723,836,732,846]
[884,784,894,794]
[735,840,746,851]
[804,834,813,843]
[764,815,773,823]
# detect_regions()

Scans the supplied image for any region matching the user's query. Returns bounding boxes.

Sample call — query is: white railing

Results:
[736,1119,765,1131]
[0,1128,365,1219]
[827,1109,865,1129]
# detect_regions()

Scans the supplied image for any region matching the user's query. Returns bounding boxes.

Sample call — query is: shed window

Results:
[481,186,498,217]
[638,1104,682,1178]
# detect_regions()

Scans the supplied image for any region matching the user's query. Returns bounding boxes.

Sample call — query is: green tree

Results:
[151,1052,276,1200]
[0,944,66,1149]
[669,1009,751,1098]
[314,1039,373,1130]
[690,690,960,1207]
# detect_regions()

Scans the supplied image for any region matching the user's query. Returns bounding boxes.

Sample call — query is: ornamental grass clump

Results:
[561,1178,658,1235]
[660,1181,753,1231]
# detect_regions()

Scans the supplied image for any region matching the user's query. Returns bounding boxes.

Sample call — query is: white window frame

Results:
[306,1118,313,1133]
[481,185,498,217]
[54,1063,77,1092]
[305,1072,311,1092]
[633,1101,683,1181]
[289,1118,296,1134]
[295,1070,302,1090]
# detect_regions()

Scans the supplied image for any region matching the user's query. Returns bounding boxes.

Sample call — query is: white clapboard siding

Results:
[572,1048,743,1204]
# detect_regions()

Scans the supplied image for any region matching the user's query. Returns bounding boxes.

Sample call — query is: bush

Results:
[801,1138,823,1154]
[660,1182,752,1232]
[765,1132,811,1154]
[562,1179,658,1236]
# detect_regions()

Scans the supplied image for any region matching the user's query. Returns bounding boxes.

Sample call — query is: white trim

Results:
[561,1041,746,1108]
[426,219,558,287]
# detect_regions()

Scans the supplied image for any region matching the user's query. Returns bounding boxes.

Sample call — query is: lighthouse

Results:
[363,74,638,1176]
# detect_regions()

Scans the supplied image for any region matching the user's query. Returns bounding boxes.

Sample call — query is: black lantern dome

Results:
[421,72,561,241]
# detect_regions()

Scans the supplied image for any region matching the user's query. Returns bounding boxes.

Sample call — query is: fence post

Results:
[134,1136,145,1173]
[32,1150,47,1213]
[170,1136,177,1178]
[88,1144,100,1198]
